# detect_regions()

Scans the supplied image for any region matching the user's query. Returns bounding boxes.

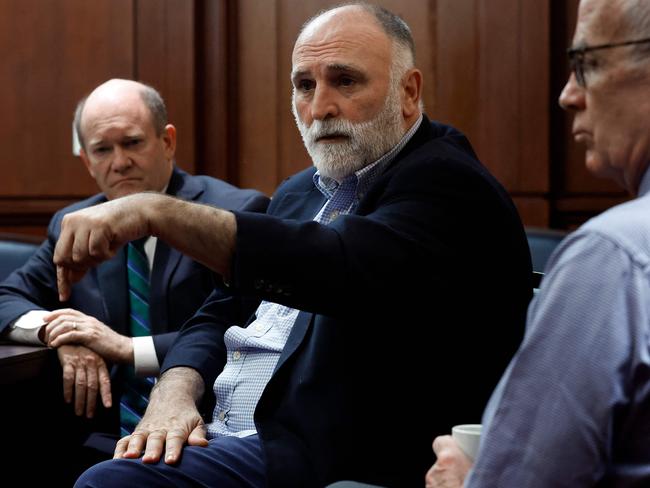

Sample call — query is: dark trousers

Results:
[74,434,267,487]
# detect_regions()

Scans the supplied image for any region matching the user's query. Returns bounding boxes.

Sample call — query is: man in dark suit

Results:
[0,80,268,450]
[61,6,530,487]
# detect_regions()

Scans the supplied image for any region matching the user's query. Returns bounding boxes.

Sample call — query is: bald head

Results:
[74,79,167,151]
[298,3,415,68]
[74,79,176,200]
[291,4,422,180]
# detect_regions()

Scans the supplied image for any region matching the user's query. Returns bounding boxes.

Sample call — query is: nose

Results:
[309,84,339,122]
[558,72,585,112]
[111,146,132,172]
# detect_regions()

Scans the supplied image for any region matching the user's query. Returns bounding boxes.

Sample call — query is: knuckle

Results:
[149,429,168,439]
[130,430,150,440]
[166,429,187,440]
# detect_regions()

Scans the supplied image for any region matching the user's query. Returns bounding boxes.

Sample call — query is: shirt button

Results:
[330,210,340,219]
[255,323,264,332]
[218,411,226,421]
[233,350,241,360]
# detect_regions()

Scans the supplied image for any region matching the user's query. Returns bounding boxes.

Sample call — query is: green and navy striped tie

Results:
[120,239,155,437]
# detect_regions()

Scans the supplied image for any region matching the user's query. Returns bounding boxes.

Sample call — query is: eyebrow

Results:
[88,139,108,149]
[291,63,366,82]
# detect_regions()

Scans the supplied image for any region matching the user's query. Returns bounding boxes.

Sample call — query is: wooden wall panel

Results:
[435,0,549,196]
[136,0,196,173]
[196,0,233,182]
[512,197,550,228]
[434,0,479,145]
[0,0,199,236]
[0,0,134,200]
[237,0,280,195]
[1,0,630,238]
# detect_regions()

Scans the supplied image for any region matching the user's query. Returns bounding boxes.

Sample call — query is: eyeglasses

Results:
[567,37,650,87]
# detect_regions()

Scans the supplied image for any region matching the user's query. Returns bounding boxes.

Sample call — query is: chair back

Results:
[525,227,568,273]
[0,233,41,281]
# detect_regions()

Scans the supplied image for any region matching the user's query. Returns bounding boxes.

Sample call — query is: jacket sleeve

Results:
[0,215,62,333]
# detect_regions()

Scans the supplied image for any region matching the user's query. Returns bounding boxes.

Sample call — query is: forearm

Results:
[150,366,205,407]
[145,194,236,278]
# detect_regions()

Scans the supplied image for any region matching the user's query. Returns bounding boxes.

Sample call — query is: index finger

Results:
[120,431,149,459]
[56,265,72,303]
[432,435,455,455]
[115,435,133,459]
[53,216,74,268]
[56,266,89,302]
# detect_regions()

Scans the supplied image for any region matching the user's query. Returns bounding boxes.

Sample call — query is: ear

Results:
[79,149,96,178]
[401,68,423,119]
[162,124,177,160]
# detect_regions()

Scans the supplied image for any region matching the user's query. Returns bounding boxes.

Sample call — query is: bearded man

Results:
[64,3,532,487]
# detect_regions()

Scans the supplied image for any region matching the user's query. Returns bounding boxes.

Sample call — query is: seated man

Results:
[0,79,268,476]
[59,5,532,487]
[427,0,650,486]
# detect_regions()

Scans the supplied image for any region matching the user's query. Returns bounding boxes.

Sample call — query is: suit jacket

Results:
[162,118,533,487]
[0,166,269,432]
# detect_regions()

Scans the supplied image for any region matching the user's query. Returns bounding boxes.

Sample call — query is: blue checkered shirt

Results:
[467,168,650,486]
[206,116,423,438]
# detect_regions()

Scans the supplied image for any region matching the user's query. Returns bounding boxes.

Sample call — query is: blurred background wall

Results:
[0,0,626,237]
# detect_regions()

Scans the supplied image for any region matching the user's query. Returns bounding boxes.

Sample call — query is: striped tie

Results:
[120,239,155,437]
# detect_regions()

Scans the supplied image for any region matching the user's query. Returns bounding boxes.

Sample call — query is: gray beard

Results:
[293,85,405,181]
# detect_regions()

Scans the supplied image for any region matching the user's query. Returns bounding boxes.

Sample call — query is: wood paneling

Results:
[0,0,134,201]
[512,197,550,228]
[195,0,234,182]
[0,0,199,236]
[0,0,628,237]
[136,0,196,173]
[237,0,280,195]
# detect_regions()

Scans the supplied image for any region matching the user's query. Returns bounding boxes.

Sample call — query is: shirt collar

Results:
[313,114,423,199]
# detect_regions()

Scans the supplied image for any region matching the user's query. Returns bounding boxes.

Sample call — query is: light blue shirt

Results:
[206,116,423,438]
[467,168,650,487]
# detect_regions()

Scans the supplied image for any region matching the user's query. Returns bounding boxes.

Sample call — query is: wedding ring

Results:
[72,321,77,330]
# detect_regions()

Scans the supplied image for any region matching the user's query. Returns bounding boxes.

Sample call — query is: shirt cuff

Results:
[132,336,160,377]
[7,310,49,345]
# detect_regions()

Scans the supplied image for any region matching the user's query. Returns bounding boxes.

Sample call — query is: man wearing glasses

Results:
[427,0,650,486]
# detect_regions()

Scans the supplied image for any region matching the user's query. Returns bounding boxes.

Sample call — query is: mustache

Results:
[305,120,355,143]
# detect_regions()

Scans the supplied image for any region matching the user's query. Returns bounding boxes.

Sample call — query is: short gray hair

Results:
[73,82,168,151]
[619,0,650,60]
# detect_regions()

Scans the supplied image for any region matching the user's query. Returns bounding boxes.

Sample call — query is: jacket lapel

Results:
[149,239,180,330]
[268,187,324,373]
[148,167,202,330]
[271,186,326,221]
[273,310,312,374]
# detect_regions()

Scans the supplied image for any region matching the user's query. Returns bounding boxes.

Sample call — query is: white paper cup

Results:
[451,424,482,461]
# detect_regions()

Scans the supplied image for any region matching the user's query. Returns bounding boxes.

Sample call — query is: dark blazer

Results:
[162,118,533,487]
[0,166,269,431]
